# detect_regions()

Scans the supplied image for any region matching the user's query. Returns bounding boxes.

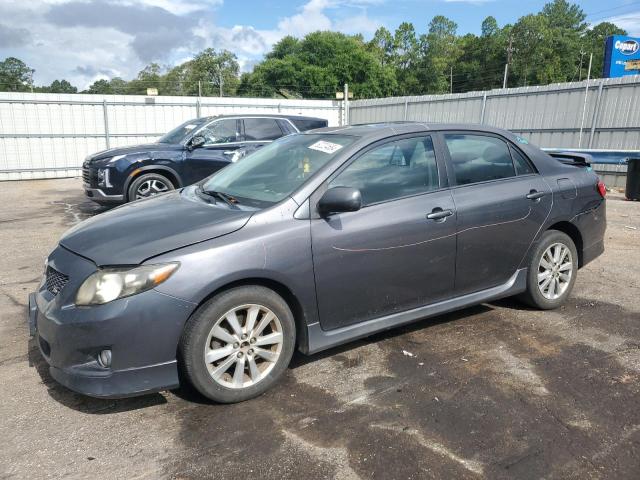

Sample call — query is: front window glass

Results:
[157,118,207,144]
[199,119,239,144]
[202,134,356,205]
[330,136,439,206]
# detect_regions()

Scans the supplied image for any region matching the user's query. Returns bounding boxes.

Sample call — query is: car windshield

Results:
[202,133,356,205]
[157,118,208,144]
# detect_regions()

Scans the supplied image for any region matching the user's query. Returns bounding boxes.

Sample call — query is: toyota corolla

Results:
[28,123,606,403]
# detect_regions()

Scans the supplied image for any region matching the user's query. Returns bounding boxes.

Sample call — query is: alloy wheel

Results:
[204,304,284,389]
[537,242,573,300]
[135,179,170,199]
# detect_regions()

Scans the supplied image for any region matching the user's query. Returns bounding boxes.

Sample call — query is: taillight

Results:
[597,179,606,198]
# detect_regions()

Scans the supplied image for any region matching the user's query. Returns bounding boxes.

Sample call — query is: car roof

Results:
[311,122,516,141]
[207,113,326,121]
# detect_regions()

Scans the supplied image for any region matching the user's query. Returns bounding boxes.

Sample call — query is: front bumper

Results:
[29,246,196,398]
[83,186,124,204]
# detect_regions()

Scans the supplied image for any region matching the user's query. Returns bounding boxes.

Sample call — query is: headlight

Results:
[75,263,179,306]
[97,168,113,188]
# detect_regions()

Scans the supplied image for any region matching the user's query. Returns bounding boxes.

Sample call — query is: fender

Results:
[123,164,183,199]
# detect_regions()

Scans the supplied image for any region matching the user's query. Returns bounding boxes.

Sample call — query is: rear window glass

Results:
[510,145,536,175]
[291,119,328,131]
[244,118,284,141]
[445,134,516,185]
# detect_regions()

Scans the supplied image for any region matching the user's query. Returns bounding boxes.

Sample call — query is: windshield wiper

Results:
[199,187,239,208]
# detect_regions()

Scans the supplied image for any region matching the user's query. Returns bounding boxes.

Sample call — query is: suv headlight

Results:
[75,263,179,306]
[97,168,112,188]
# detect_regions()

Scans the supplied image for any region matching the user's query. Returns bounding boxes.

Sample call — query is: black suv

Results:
[82,114,328,204]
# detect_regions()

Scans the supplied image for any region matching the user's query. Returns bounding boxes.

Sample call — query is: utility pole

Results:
[215,66,223,97]
[578,52,593,148]
[503,35,514,89]
[198,80,202,98]
[343,83,350,126]
[29,69,34,93]
[578,49,586,81]
[450,66,453,94]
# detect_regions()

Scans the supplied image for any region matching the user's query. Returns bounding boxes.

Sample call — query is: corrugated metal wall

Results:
[0,93,342,181]
[349,76,640,151]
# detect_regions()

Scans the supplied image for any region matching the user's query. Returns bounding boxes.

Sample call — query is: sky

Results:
[1,0,639,89]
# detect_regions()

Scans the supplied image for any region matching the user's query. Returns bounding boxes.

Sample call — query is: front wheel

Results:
[127,173,174,202]
[519,230,578,309]
[179,286,296,403]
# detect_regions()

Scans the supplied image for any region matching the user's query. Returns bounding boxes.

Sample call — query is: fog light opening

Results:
[97,349,112,368]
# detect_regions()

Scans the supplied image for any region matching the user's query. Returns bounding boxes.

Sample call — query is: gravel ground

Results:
[0,178,638,480]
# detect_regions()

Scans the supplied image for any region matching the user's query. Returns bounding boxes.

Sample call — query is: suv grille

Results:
[45,266,69,296]
[82,165,97,187]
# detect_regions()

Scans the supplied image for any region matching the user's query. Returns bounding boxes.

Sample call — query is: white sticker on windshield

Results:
[184,124,197,130]
[308,140,343,154]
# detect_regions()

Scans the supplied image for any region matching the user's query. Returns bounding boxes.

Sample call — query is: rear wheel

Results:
[127,173,174,201]
[179,286,296,403]
[519,230,578,309]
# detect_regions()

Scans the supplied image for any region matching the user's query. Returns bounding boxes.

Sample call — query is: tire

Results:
[179,286,296,403]
[127,172,174,202]
[519,230,578,310]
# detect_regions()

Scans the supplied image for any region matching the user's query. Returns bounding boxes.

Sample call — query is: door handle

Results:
[426,208,453,221]
[526,190,546,200]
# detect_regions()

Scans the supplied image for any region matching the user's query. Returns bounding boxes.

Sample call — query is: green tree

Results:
[127,63,165,94]
[85,79,112,94]
[393,22,420,94]
[418,16,460,93]
[240,31,397,99]
[46,79,78,93]
[481,16,499,38]
[368,27,395,67]
[185,49,240,96]
[584,22,627,78]
[0,57,33,92]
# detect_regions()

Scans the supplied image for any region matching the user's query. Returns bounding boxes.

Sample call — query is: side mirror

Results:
[318,187,362,217]
[189,135,206,150]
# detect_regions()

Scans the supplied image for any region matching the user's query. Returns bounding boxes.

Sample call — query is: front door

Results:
[442,132,552,295]
[311,135,457,330]
[184,118,241,184]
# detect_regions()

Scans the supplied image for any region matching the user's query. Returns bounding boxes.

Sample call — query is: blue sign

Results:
[603,35,640,78]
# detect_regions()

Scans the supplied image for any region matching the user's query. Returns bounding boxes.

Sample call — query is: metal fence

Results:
[0,93,343,181]
[349,75,640,151]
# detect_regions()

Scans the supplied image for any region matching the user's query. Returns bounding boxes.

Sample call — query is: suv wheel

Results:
[520,230,578,309]
[179,286,296,403]
[128,173,174,201]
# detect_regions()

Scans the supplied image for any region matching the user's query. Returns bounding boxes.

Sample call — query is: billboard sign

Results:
[603,35,640,78]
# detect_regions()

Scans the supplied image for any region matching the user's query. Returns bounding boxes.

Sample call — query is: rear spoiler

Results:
[547,151,593,167]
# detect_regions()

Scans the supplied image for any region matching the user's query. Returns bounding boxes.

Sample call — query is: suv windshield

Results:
[158,118,208,144]
[202,134,356,205]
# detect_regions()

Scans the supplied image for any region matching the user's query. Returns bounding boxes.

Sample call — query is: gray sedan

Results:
[29,122,606,403]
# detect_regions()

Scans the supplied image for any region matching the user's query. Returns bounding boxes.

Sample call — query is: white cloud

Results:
[277,0,334,36]
[0,0,384,88]
[444,0,494,3]
[604,11,640,37]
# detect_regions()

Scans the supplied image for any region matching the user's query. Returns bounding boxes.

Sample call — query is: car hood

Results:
[60,188,252,266]
[89,143,182,162]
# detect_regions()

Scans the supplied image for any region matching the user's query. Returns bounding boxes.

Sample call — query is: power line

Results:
[585,1,640,19]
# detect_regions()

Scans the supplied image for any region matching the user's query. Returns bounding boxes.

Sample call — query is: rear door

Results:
[184,118,241,183]
[442,132,552,295]
[311,134,457,330]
